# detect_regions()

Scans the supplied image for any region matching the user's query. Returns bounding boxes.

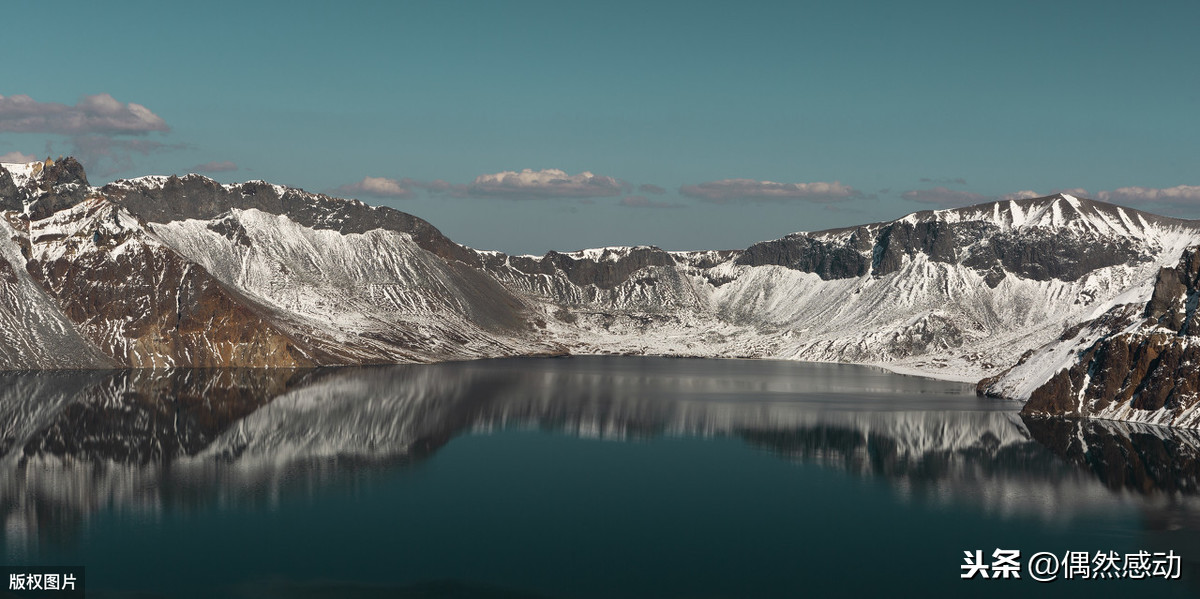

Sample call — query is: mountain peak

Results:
[0,157,88,191]
[922,192,1194,241]
[0,159,45,189]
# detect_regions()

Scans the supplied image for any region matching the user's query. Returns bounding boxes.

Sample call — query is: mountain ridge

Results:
[3,158,1199,427]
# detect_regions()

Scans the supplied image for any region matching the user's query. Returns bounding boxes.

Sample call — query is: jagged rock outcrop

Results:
[0,168,19,211]
[24,157,90,220]
[736,231,872,279]
[1019,246,1200,427]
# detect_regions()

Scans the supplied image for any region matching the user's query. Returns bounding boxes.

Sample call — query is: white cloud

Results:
[468,168,626,198]
[331,176,413,198]
[1097,185,1200,206]
[999,190,1040,201]
[679,179,860,203]
[997,189,1089,202]
[0,93,168,135]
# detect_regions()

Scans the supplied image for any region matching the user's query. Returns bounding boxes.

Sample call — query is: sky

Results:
[2,0,1198,254]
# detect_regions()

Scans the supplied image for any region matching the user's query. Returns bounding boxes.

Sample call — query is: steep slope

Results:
[104,174,553,362]
[0,160,119,369]
[1010,246,1200,427]
[720,195,1196,377]
[150,208,544,363]
[0,160,556,368]
[0,214,115,369]
[19,195,343,367]
[482,194,1199,382]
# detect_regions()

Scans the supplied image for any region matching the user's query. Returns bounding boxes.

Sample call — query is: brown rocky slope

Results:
[1021,245,1200,427]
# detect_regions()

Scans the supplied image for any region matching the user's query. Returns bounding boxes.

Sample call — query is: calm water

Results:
[3,357,1200,598]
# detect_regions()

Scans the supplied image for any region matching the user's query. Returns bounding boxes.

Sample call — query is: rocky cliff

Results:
[1013,246,1200,427]
[0,159,551,368]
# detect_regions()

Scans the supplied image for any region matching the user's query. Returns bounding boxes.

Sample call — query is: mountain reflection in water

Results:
[3,357,1200,553]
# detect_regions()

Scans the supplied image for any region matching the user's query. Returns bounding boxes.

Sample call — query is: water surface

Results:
[2,357,1199,597]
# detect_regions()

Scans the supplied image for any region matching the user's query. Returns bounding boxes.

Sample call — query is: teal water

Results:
[3,357,1199,598]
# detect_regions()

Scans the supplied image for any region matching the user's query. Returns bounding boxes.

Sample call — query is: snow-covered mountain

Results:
[986,245,1200,428]
[0,158,556,369]
[3,157,1200,427]
[482,194,1198,384]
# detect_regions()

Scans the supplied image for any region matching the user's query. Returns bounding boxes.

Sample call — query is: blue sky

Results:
[2,0,1198,254]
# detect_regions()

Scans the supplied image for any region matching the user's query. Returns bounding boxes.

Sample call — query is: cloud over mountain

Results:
[679,179,860,203]
[466,169,627,199]
[331,177,414,198]
[999,190,1040,201]
[0,93,176,176]
[1097,185,1200,206]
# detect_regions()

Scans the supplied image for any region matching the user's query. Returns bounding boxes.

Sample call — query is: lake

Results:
[2,357,1199,598]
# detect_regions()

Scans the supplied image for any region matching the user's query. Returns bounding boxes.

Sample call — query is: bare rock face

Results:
[1022,246,1200,427]
[0,168,20,211]
[870,220,959,276]
[736,233,871,280]
[496,246,677,290]
[18,198,335,368]
[1024,334,1200,416]
[1144,247,1200,332]
[23,157,90,220]
[961,228,1147,282]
